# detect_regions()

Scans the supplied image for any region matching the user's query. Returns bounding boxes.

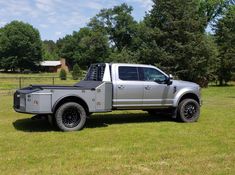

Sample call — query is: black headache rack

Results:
[84,63,106,81]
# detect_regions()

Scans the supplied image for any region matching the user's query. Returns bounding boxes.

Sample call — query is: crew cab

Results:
[14,63,201,131]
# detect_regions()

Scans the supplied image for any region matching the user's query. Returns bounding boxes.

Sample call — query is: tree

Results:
[107,49,138,63]
[198,0,230,29]
[57,34,77,68]
[72,64,81,80]
[0,20,42,71]
[214,5,235,85]
[59,69,67,80]
[42,40,59,60]
[57,27,110,69]
[143,0,217,86]
[89,3,138,52]
[76,29,110,67]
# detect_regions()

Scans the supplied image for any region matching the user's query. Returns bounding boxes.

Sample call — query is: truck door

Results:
[141,67,174,106]
[113,66,144,109]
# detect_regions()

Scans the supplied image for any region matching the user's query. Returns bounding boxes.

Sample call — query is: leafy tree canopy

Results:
[0,20,42,71]
[57,27,110,69]
[143,0,218,85]
[214,5,235,85]
[42,40,59,60]
[88,3,138,52]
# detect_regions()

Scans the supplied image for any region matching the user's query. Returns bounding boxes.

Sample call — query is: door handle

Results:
[118,85,125,89]
[145,86,151,90]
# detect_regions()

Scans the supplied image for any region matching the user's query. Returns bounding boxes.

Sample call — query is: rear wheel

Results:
[178,99,200,122]
[55,102,87,131]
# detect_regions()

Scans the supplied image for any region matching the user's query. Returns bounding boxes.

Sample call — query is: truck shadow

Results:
[86,113,174,128]
[13,113,175,132]
[13,117,53,132]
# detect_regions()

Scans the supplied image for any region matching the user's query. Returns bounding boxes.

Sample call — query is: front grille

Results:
[14,92,20,109]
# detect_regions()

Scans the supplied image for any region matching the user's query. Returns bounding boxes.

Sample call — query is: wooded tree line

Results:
[0,0,234,86]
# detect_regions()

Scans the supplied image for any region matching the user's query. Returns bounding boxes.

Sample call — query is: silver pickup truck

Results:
[14,63,201,131]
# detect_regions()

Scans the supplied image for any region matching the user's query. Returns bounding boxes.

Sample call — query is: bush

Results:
[72,64,81,80]
[59,69,67,80]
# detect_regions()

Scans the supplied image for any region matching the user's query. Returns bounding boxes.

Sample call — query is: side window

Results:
[143,68,166,83]
[119,66,139,81]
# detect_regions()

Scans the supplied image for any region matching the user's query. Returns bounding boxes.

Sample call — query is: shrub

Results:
[59,69,67,80]
[72,64,81,80]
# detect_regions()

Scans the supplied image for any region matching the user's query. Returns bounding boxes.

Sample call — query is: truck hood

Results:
[172,80,199,88]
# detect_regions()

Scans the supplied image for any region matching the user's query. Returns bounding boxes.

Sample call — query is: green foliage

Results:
[59,69,67,80]
[107,49,138,63]
[143,0,218,86]
[72,64,81,80]
[42,40,59,60]
[215,5,235,85]
[57,27,110,68]
[0,20,42,72]
[89,3,138,52]
[198,0,230,28]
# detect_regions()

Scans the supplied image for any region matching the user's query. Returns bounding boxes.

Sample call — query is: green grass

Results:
[0,86,234,174]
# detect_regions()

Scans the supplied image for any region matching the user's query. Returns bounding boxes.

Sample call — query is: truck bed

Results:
[14,81,112,114]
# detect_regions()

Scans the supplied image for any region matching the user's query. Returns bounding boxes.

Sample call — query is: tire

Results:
[55,102,87,131]
[178,99,200,122]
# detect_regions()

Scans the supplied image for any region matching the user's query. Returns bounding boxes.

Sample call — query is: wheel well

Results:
[178,93,200,105]
[53,96,89,115]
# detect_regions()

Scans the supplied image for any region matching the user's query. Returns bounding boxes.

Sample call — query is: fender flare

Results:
[173,89,200,107]
[52,94,89,113]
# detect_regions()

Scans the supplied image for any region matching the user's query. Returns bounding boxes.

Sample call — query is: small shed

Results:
[40,58,69,72]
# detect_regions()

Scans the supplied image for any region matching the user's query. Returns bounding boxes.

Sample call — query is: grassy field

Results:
[0,85,234,174]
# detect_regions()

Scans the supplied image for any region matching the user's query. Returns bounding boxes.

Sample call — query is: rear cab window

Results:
[118,66,139,81]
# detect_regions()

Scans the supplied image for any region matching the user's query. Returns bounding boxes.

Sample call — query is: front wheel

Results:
[178,99,200,122]
[55,102,87,131]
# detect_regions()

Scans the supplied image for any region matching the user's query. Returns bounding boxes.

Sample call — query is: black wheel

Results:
[55,102,87,131]
[178,99,200,122]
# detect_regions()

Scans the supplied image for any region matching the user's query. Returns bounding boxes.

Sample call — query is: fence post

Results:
[19,77,22,88]
[52,77,55,85]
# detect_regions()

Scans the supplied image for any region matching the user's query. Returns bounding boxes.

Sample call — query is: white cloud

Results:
[0,20,7,27]
[39,23,49,28]
[0,0,150,40]
[127,0,153,10]
[80,1,104,10]
[0,0,32,16]
[35,0,56,12]
[55,31,62,36]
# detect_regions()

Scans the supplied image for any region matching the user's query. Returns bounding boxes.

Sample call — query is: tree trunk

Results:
[219,78,223,86]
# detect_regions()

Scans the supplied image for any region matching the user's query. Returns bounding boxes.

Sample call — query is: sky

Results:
[0,0,153,41]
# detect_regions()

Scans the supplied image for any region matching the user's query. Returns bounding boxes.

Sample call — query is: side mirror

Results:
[169,74,173,80]
[166,75,173,86]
